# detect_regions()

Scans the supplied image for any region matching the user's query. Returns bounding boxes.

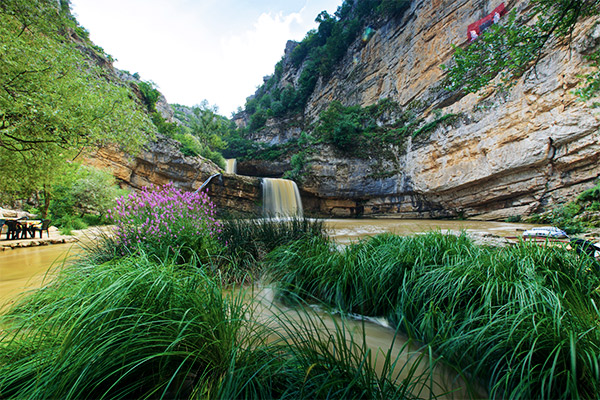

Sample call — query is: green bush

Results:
[49,164,126,224]
[270,100,285,117]
[55,215,88,235]
[224,136,301,163]
[222,132,260,159]
[249,108,268,131]
[314,99,415,154]
[283,152,307,181]
[174,132,203,156]
[151,112,179,136]
[577,183,600,203]
[505,215,522,223]
[174,132,226,169]
[137,80,161,112]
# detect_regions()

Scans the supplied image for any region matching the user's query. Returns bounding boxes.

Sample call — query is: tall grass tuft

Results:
[216,217,326,282]
[0,253,247,399]
[266,232,600,399]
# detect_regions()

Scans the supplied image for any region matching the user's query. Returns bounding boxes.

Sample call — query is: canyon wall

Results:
[244,0,600,219]
[86,0,600,220]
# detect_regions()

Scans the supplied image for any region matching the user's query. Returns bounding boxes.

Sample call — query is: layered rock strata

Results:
[245,0,600,219]
[85,138,262,216]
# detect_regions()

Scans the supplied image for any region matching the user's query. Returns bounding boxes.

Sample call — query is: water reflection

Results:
[250,286,483,399]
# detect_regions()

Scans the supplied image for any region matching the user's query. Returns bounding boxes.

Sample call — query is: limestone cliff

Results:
[238,0,600,219]
[85,137,262,216]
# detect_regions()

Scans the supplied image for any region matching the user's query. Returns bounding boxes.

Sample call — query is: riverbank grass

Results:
[0,251,440,399]
[267,232,600,399]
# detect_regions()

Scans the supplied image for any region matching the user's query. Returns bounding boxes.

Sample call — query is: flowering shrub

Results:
[108,183,222,259]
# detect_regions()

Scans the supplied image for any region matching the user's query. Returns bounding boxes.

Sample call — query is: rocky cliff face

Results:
[243,0,600,219]
[85,137,262,216]
[84,0,599,220]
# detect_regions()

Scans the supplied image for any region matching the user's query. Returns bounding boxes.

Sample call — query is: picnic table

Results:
[1,218,43,240]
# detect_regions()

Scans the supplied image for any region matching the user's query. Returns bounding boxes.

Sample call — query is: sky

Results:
[69,0,344,117]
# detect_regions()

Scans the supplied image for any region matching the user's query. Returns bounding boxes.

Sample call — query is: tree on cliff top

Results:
[0,0,153,209]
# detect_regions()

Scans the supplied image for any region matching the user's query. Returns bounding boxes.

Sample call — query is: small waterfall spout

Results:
[225,159,237,174]
[262,178,303,218]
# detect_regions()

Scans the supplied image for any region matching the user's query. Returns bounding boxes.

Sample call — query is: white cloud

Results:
[70,0,343,116]
[212,11,304,114]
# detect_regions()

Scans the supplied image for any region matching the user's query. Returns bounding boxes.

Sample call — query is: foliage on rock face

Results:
[223,130,303,163]
[313,99,459,155]
[283,133,312,181]
[0,0,154,198]
[442,0,600,98]
[221,131,261,160]
[575,42,600,103]
[229,98,459,181]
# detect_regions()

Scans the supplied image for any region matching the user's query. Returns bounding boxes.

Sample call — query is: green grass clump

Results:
[0,253,246,399]
[216,217,325,282]
[267,232,475,316]
[0,249,443,399]
[266,232,600,399]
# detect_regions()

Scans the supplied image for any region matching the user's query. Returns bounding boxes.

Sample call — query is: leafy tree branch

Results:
[442,0,600,96]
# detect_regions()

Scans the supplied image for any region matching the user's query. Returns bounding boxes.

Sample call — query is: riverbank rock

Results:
[85,136,262,216]
[0,208,37,219]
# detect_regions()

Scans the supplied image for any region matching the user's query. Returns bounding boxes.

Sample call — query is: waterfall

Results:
[262,178,303,218]
[225,159,237,174]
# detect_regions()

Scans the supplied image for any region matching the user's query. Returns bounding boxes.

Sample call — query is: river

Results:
[0,243,81,309]
[0,219,535,397]
[325,218,534,244]
[0,219,534,302]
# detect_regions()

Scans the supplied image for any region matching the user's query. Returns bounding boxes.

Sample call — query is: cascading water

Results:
[225,158,237,174]
[262,178,303,218]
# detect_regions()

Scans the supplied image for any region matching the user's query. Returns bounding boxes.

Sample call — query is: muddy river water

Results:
[0,219,535,397]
